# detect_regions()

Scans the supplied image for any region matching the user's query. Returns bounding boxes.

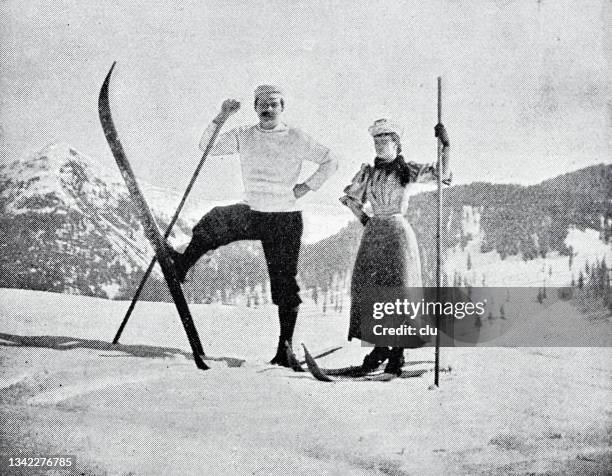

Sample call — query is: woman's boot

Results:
[384,347,405,376]
[361,346,391,373]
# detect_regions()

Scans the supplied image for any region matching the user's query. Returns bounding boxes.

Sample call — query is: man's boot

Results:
[270,305,303,371]
[167,241,210,283]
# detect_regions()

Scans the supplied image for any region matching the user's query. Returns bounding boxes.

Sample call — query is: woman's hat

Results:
[368,118,403,137]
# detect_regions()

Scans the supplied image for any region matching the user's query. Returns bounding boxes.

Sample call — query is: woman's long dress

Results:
[342,160,447,347]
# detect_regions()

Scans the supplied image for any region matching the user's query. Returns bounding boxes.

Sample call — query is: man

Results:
[169,85,338,369]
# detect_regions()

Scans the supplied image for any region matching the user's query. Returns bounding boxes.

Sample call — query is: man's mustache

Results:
[260,111,275,117]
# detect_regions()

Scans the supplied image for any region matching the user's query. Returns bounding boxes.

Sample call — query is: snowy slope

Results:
[444,205,612,287]
[0,288,610,475]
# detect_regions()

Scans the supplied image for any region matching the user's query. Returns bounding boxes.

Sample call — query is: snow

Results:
[445,206,612,287]
[302,202,354,243]
[1,288,610,475]
[100,282,121,299]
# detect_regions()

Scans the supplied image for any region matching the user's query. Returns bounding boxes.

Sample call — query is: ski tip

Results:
[301,343,334,382]
[101,62,117,92]
[104,62,117,85]
[99,64,114,113]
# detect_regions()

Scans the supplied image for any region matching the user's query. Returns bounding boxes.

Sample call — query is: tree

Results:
[600,258,608,289]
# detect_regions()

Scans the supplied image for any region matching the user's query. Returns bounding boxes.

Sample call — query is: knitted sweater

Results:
[200,122,337,212]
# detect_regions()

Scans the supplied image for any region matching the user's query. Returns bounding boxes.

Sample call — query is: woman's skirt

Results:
[348,214,428,347]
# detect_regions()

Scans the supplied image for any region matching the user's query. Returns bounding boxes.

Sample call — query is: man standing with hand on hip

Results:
[169,85,338,369]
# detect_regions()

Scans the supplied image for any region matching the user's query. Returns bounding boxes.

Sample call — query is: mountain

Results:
[301,164,611,290]
[0,143,215,298]
[0,143,348,300]
[0,143,610,302]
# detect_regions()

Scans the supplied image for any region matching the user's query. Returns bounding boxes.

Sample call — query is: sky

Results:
[1,0,610,206]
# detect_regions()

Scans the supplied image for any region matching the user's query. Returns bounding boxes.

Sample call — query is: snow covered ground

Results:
[1,288,610,475]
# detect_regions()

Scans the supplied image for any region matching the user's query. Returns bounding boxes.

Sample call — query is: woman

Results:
[340,118,451,376]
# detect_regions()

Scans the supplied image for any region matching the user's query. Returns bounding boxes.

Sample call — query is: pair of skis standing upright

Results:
[98,64,448,384]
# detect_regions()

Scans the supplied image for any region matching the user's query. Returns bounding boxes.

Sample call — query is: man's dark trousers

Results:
[179,204,303,359]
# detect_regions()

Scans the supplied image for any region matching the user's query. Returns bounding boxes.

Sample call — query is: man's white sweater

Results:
[200,122,337,212]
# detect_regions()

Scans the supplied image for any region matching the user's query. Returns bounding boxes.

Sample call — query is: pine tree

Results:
[600,258,608,291]
[262,279,269,304]
[590,263,599,296]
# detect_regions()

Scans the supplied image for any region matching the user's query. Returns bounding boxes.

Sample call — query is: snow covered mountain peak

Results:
[0,142,127,215]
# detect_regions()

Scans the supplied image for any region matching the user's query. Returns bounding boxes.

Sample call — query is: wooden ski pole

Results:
[434,76,442,386]
[112,118,226,344]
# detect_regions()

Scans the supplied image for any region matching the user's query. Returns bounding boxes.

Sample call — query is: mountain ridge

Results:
[0,143,609,301]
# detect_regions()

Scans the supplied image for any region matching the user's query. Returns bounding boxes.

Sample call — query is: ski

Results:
[256,345,343,373]
[285,342,305,372]
[302,344,451,382]
[98,62,209,371]
[299,345,342,365]
[320,359,436,376]
[301,344,334,381]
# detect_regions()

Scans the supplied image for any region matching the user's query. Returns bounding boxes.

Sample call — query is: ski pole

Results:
[112,117,226,344]
[434,76,442,387]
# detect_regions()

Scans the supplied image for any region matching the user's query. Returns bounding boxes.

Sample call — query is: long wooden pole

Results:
[434,76,442,386]
[112,118,226,344]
